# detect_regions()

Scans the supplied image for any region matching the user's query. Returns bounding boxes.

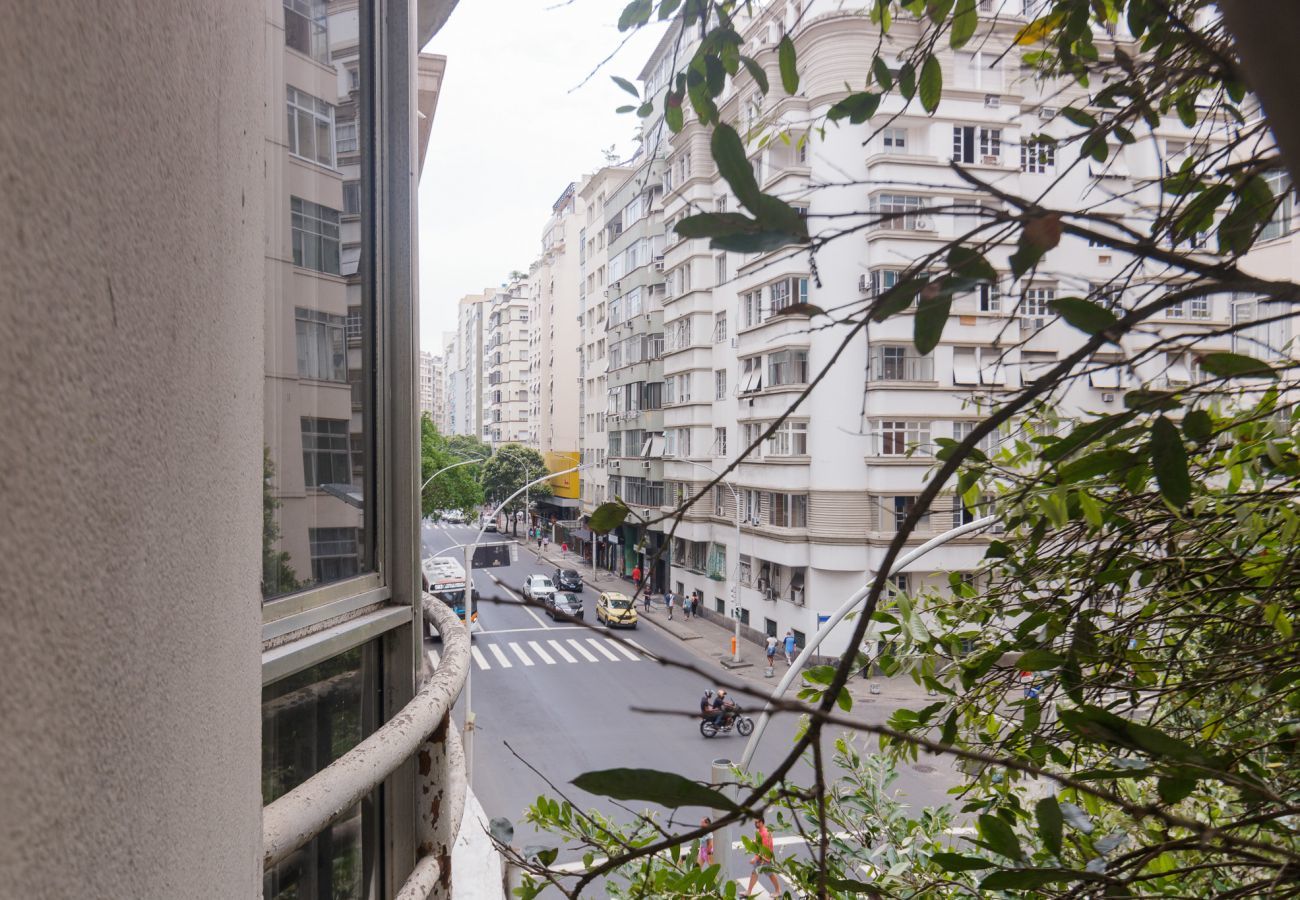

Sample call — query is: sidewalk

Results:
[525,542,935,708]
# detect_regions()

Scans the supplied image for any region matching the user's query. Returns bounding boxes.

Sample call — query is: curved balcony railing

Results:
[262,596,471,896]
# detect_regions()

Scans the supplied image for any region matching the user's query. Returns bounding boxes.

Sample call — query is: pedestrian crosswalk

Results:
[426,636,653,672]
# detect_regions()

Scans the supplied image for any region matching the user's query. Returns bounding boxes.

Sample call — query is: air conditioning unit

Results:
[858,274,870,293]
[1038,106,1058,120]
[729,337,738,349]
[643,461,651,470]
[981,155,1000,165]
[764,587,777,602]
[912,215,934,231]
[653,256,665,271]
[611,280,621,291]
[983,94,1001,108]
[1101,392,1115,403]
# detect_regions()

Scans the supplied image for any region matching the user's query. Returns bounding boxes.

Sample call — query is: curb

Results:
[638,610,701,641]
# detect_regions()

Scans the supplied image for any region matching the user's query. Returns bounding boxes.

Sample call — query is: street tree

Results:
[512,0,1300,896]
[444,432,491,463]
[262,446,302,597]
[419,415,484,520]
[480,443,552,535]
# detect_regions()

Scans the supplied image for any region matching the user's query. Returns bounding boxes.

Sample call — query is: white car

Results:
[522,574,555,603]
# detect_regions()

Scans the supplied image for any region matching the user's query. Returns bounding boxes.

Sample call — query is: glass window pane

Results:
[264,0,371,600]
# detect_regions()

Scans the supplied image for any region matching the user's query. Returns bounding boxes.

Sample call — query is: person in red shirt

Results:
[745,815,780,897]
[631,565,642,587]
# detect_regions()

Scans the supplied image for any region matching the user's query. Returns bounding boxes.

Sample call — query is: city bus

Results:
[421,555,478,638]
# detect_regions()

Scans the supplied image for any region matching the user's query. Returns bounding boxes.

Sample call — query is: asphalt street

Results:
[420,519,963,890]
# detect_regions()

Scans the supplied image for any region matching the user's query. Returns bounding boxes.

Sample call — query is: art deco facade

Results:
[484,276,531,446]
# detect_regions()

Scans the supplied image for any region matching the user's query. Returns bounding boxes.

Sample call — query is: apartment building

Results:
[655,0,1219,655]
[446,290,490,438]
[577,166,633,524]
[484,275,532,446]
[418,351,444,421]
[527,183,585,456]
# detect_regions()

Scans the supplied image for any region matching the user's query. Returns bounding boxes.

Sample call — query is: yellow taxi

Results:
[596,591,638,628]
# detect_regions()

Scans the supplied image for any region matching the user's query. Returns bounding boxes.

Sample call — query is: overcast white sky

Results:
[417,2,666,355]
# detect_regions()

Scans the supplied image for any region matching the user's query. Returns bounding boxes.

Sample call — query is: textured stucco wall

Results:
[0,2,265,896]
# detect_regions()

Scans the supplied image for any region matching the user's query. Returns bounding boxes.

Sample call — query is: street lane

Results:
[420,519,962,883]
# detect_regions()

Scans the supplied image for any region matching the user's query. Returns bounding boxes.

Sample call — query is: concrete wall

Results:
[0,2,264,896]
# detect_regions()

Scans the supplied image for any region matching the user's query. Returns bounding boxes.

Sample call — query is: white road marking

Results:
[508,643,535,666]
[567,639,599,662]
[527,641,556,664]
[607,639,641,661]
[477,626,586,635]
[627,639,657,660]
[471,646,490,670]
[547,640,577,663]
[589,639,621,662]
[488,644,513,668]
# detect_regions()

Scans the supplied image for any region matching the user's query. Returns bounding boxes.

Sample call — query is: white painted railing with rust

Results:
[263,596,470,897]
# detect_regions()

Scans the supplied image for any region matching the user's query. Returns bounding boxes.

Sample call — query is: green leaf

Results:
[665,91,684,132]
[872,56,893,89]
[918,55,942,113]
[616,105,637,114]
[1036,795,1064,857]
[950,0,978,48]
[1061,106,1096,128]
[769,302,825,318]
[1017,649,1065,671]
[913,292,952,354]
[926,0,955,23]
[708,229,800,254]
[1218,174,1276,255]
[1157,776,1196,805]
[711,124,761,211]
[611,75,640,98]
[1058,449,1139,482]
[825,877,879,892]
[1123,389,1183,412]
[1150,416,1191,507]
[1182,409,1212,442]
[836,686,853,712]
[674,212,765,240]
[1198,351,1277,380]
[827,92,881,124]
[572,768,741,811]
[1048,297,1118,336]
[948,245,997,282]
[977,813,1023,860]
[589,501,630,533]
[897,62,916,100]
[739,56,769,94]
[777,35,799,94]
[932,852,992,872]
[871,277,927,321]
[617,0,653,31]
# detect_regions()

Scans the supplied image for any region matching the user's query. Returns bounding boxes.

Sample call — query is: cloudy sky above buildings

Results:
[418,2,666,354]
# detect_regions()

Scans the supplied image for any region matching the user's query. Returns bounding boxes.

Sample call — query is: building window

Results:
[291,197,341,275]
[714,427,727,456]
[739,553,753,586]
[874,193,928,230]
[978,282,1001,312]
[767,349,809,386]
[301,417,351,487]
[870,345,932,381]
[1021,286,1055,332]
[742,490,761,525]
[1260,170,1293,242]
[1020,137,1055,174]
[765,421,808,456]
[741,290,763,328]
[335,118,358,157]
[715,253,728,285]
[952,126,1002,164]
[295,308,347,381]
[714,312,728,343]
[1088,282,1124,311]
[343,181,361,215]
[882,127,908,152]
[286,86,335,167]
[767,492,808,527]
[877,420,931,456]
[308,527,360,581]
[768,277,809,317]
[891,495,928,530]
[714,486,726,516]
[739,356,763,393]
[283,0,328,63]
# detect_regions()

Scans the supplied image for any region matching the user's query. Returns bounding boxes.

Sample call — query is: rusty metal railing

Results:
[263,596,470,897]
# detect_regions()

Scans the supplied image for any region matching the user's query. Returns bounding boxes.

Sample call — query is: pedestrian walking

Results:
[683,592,692,619]
[693,591,702,617]
[765,634,778,666]
[745,816,781,898]
[696,817,715,868]
[643,590,652,612]
[631,565,642,588]
[783,630,797,666]
[665,591,675,620]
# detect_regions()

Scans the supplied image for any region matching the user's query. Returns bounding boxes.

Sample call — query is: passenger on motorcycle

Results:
[713,689,737,728]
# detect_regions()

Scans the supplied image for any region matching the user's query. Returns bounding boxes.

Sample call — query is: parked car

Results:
[522,574,555,604]
[442,510,465,524]
[545,591,584,620]
[553,568,583,592]
[596,591,638,628]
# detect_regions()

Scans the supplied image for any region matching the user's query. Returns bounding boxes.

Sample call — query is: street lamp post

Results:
[737,514,998,771]
[670,460,744,663]
[418,455,488,513]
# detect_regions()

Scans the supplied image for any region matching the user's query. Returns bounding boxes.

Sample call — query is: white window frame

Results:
[286,85,336,167]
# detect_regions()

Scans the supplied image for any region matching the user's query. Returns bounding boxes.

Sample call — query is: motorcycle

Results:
[700,704,754,738]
